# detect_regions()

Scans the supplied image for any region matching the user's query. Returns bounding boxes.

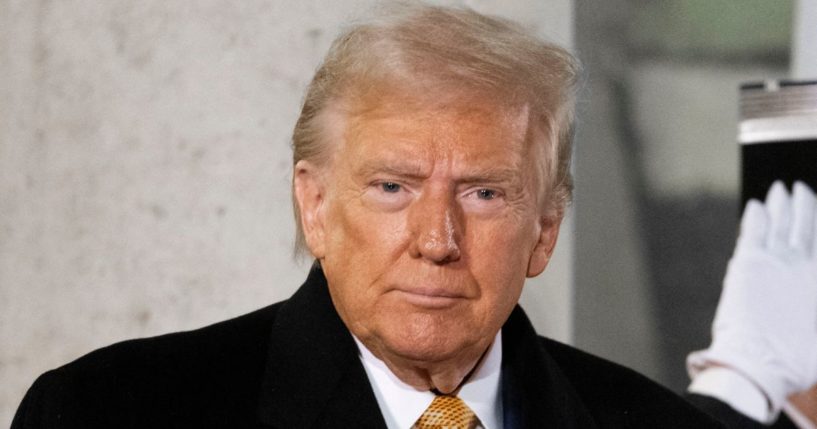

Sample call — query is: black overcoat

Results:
[13,268,766,428]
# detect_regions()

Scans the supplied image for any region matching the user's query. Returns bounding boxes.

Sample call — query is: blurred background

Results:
[573,0,800,393]
[0,0,812,426]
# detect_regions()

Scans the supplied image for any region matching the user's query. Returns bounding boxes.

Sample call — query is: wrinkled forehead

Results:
[333,86,539,153]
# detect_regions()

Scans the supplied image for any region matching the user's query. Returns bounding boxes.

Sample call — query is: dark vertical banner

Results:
[739,81,817,207]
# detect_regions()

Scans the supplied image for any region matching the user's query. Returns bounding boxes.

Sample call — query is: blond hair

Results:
[291,2,579,255]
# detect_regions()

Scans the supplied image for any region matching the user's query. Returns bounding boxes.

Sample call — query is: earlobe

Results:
[293,160,327,259]
[526,217,561,277]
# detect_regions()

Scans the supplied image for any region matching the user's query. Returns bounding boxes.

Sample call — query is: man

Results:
[11,4,804,428]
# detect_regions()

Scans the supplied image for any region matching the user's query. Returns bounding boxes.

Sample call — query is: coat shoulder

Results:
[538,336,725,428]
[56,301,282,386]
[12,302,284,429]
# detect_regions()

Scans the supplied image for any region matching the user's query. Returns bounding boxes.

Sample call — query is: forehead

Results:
[337,97,535,168]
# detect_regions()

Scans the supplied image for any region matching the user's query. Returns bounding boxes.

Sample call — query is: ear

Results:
[293,160,328,259]
[526,216,561,277]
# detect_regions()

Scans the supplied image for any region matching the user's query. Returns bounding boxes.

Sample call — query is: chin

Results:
[375,316,481,364]
[382,341,464,366]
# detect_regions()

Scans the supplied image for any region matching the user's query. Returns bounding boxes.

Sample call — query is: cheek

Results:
[466,215,537,264]
[321,193,412,314]
[464,219,537,301]
[327,198,408,262]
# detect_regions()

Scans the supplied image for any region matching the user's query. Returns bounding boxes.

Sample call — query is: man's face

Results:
[295,96,560,371]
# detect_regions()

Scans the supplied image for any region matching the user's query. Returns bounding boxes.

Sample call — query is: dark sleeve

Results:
[11,368,110,429]
[11,372,55,429]
[685,393,798,429]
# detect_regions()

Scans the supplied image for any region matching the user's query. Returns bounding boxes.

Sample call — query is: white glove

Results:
[688,181,817,415]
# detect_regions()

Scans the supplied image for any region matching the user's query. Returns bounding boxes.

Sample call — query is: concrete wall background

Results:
[0,0,573,425]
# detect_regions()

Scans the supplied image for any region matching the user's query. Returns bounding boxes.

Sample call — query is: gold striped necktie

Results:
[412,394,479,429]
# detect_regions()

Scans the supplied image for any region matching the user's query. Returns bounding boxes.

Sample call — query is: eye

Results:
[460,186,505,214]
[366,181,411,211]
[381,182,401,193]
[476,189,496,200]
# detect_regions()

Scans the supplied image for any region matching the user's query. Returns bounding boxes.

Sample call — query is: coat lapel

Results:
[256,267,387,428]
[501,306,599,429]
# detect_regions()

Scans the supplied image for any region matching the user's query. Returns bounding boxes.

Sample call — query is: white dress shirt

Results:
[355,332,503,429]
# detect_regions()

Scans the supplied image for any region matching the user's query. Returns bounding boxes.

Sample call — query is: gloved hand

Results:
[688,181,817,415]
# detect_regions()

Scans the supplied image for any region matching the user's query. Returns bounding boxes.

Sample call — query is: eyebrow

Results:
[356,159,518,185]
[456,168,518,185]
[356,160,429,180]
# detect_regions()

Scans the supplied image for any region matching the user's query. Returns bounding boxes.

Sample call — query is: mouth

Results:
[393,287,467,309]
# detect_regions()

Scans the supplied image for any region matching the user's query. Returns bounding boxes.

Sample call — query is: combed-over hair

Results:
[291,2,580,256]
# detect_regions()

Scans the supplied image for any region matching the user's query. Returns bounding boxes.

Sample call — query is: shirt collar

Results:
[355,332,503,429]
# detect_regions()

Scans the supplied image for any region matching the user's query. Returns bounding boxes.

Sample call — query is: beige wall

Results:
[0,0,574,425]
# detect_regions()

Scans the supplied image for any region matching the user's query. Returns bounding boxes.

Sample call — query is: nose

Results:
[408,190,462,264]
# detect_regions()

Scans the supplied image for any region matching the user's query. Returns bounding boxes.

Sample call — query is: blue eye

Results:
[381,182,401,193]
[477,189,496,200]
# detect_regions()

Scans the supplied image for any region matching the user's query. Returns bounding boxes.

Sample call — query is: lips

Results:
[393,287,467,309]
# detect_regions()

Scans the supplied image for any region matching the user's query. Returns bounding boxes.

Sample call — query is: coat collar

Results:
[257,267,387,428]
[257,267,596,428]
[501,306,598,429]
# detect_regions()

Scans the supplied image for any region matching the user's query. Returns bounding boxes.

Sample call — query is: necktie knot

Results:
[412,395,479,429]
